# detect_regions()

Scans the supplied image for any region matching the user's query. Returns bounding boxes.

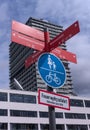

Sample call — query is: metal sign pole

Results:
[44,28,56,130]
[47,86,56,130]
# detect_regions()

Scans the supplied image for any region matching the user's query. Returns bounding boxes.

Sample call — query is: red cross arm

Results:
[25,28,50,69]
[25,51,45,68]
[51,47,77,64]
[12,20,44,41]
[25,47,77,69]
[11,20,45,51]
[11,31,44,51]
[49,21,80,51]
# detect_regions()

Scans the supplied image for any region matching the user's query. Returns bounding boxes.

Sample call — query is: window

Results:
[87,114,90,119]
[65,113,86,119]
[56,124,65,130]
[39,112,63,118]
[55,112,63,118]
[84,100,90,107]
[40,124,65,130]
[70,99,84,107]
[11,123,38,130]
[39,112,48,118]
[40,124,49,130]
[0,123,7,129]
[23,94,36,103]
[10,93,36,103]
[0,109,7,116]
[67,125,88,130]
[10,110,37,117]
[0,92,7,101]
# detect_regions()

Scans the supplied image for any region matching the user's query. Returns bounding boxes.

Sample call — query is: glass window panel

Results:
[87,114,90,119]
[11,123,38,130]
[39,112,48,118]
[70,99,84,107]
[10,110,37,117]
[40,124,49,130]
[55,112,63,118]
[10,93,36,103]
[0,109,8,116]
[67,125,88,130]
[65,113,86,119]
[23,95,36,103]
[0,92,7,101]
[0,123,7,129]
[85,100,90,107]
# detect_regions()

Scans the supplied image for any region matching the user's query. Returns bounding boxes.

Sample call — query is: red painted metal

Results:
[12,20,44,41]
[25,28,51,69]
[11,20,79,68]
[49,21,80,51]
[25,47,77,69]
[25,51,45,68]
[44,28,50,52]
[11,31,44,51]
[51,47,77,63]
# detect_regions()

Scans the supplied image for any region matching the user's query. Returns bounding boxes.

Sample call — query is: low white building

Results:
[0,88,90,130]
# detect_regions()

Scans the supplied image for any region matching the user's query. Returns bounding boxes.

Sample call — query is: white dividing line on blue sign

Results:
[40,67,64,75]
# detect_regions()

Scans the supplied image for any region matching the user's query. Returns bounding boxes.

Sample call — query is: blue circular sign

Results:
[38,53,66,88]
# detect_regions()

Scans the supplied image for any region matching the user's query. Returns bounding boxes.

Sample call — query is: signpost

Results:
[12,20,44,41]
[51,47,77,63]
[49,21,79,51]
[44,28,57,130]
[25,47,77,68]
[11,19,80,130]
[12,31,44,51]
[11,20,79,69]
[25,51,44,68]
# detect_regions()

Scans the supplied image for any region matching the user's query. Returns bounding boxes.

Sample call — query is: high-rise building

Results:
[9,17,74,95]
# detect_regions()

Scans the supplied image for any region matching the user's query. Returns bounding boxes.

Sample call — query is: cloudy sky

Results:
[0,0,90,97]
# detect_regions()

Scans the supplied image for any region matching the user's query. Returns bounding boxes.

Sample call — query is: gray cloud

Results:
[0,0,90,97]
[67,33,90,97]
[34,0,90,97]
[0,2,9,22]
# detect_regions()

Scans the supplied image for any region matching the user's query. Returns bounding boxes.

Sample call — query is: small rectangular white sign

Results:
[38,89,70,110]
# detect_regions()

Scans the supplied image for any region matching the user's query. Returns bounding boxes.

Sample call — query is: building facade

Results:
[0,89,90,130]
[9,17,74,95]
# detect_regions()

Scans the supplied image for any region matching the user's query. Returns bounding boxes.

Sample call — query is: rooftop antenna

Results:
[14,78,24,90]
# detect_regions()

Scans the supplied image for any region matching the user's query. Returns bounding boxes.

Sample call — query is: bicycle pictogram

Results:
[46,72,61,85]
